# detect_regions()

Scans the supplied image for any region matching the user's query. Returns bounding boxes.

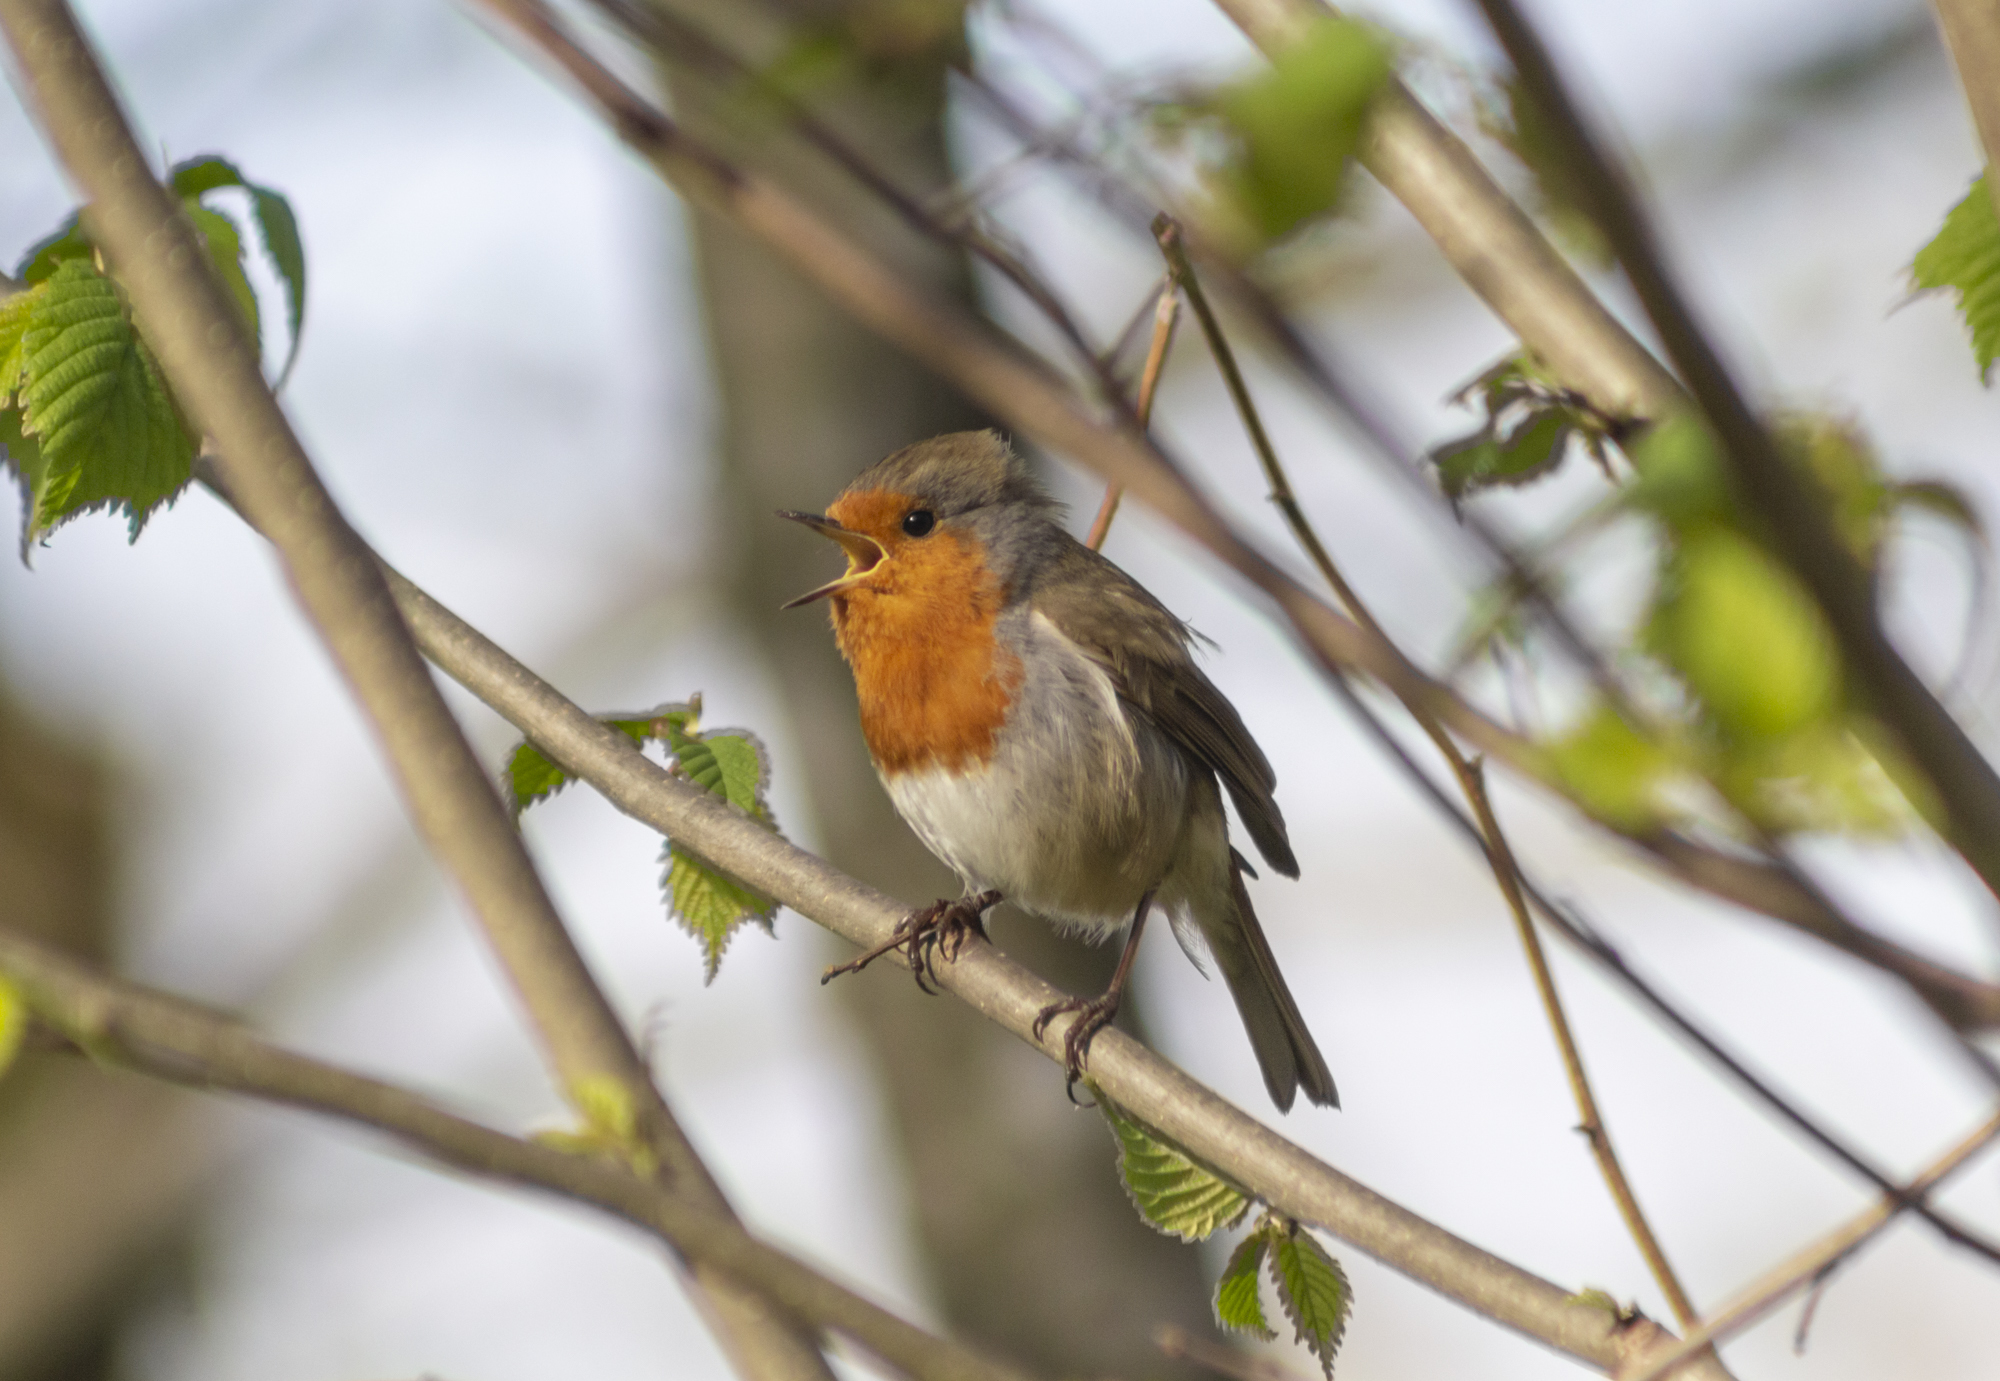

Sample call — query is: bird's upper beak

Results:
[777,510,889,608]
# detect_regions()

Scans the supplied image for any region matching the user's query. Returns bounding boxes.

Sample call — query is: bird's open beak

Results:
[777,511,889,608]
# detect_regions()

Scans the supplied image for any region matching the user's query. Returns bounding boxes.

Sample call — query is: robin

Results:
[781,430,1336,1111]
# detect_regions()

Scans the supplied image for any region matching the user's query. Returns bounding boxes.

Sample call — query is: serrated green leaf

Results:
[663,839,777,983]
[1269,1224,1351,1379]
[16,215,90,284]
[1216,1221,1278,1339]
[1546,702,1675,830]
[503,711,672,817]
[1215,18,1394,242]
[1095,1087,1250,1242]
[1652,527,1840,741]
[0,286,35,404]
[14,260,195,549]
[1912,173,2000,382]
[184,203,260,342]
[0,973,27,1083]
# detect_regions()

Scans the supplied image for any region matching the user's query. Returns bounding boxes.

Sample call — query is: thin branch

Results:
[0,6,831,1377]
[1624,1110,2000,1381]
[0,926,1042,1381]
[471,0,2000,1032]
[1207,0,1682,422]
[1156,216,1697,1326]
[1473,0,2000,907]
[1086,279,1180,550]
[1932,0,2000,227]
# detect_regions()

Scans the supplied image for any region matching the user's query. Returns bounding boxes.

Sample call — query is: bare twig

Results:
[1624,1110,2000,1381]
[1154,1324,1312,1381]
[1155,217,1697,1326]
[1932,0,2000,227]
[0,926,1043,1381]
[0,6,831,1377]
[1086,280,1180,550]
[1473,0,2000,906]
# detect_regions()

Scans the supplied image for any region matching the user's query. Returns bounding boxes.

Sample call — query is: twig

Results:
[1086,281,1180,550]
[0,6,832,1378]
[1473,0,2000,906]
[1154,1324,1312,1381]
[1155,216,1697,1326]
[1931,0,2000,228]
[1624,1110,2000,1381]
[0,925,1043,1381]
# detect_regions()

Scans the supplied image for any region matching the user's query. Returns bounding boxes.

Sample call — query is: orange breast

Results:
[826,520,1022,776]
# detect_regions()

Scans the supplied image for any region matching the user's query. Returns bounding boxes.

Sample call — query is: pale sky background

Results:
[2,0,1998,1378]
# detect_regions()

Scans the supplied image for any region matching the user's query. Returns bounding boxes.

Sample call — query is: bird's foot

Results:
[1032,989,1122,1093]
[821,890,1001,993]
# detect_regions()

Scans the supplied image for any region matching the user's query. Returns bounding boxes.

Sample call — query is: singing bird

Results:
[782,431,1335,1111]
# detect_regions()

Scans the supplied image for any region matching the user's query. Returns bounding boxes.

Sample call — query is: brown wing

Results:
[1033,541,1299,879]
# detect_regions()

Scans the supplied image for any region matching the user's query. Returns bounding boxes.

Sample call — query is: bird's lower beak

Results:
[777,511,889,608]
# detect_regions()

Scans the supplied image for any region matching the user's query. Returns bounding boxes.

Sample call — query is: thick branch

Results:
[1473,0,2000,908]
[0,926,1039,1381]
[0,6,831,1377]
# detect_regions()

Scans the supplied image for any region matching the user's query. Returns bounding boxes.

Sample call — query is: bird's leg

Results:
[821,889,1003,993]
[1032,891,1154,1089]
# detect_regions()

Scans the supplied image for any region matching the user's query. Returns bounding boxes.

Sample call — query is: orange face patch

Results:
[821,488,1021,774]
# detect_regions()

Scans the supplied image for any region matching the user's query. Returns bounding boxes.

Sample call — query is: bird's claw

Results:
[821,890,1000,991]
[1032,990,1121,1095]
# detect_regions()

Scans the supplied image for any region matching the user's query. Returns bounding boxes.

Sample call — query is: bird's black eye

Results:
[901,509,936,537]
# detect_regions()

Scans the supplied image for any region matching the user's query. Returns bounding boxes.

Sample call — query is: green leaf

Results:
[1911,172,2000,382]
[503,708,682,817]
[15,214,91,284]
[1214,18,1394,242]
[168,155,308,383]
[1625,412,1727,527]
[1215,1220,1278,1339]
[184,203,260,342]
[1652,527,1840,741]
[13,259,196,551]
[1546,703,1675,830]
[1094,1086,1250,1242]
[0,285,35,404]
[1269,1222,1351,1379]
[1433,409,1574,502]
[663,838,778,983]
[0,973,26,1083]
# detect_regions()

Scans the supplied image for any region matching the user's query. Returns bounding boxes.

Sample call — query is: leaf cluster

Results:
[1094,1088,1350,1375]
[506,696,784,981]
[1429,352,1618,506]
[0,156,304,557]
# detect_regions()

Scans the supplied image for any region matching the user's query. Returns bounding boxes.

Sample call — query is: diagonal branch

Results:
[1932,0,2000,227]
[1624,1109,2000,1381]
[1472,0,2000,907]
[0,5,832,1377]
[0,924,1041,1381]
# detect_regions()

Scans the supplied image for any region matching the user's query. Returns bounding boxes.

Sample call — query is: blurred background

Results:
[1,0,1997,1377]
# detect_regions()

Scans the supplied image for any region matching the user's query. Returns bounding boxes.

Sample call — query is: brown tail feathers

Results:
[1211,849,1337,1111]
